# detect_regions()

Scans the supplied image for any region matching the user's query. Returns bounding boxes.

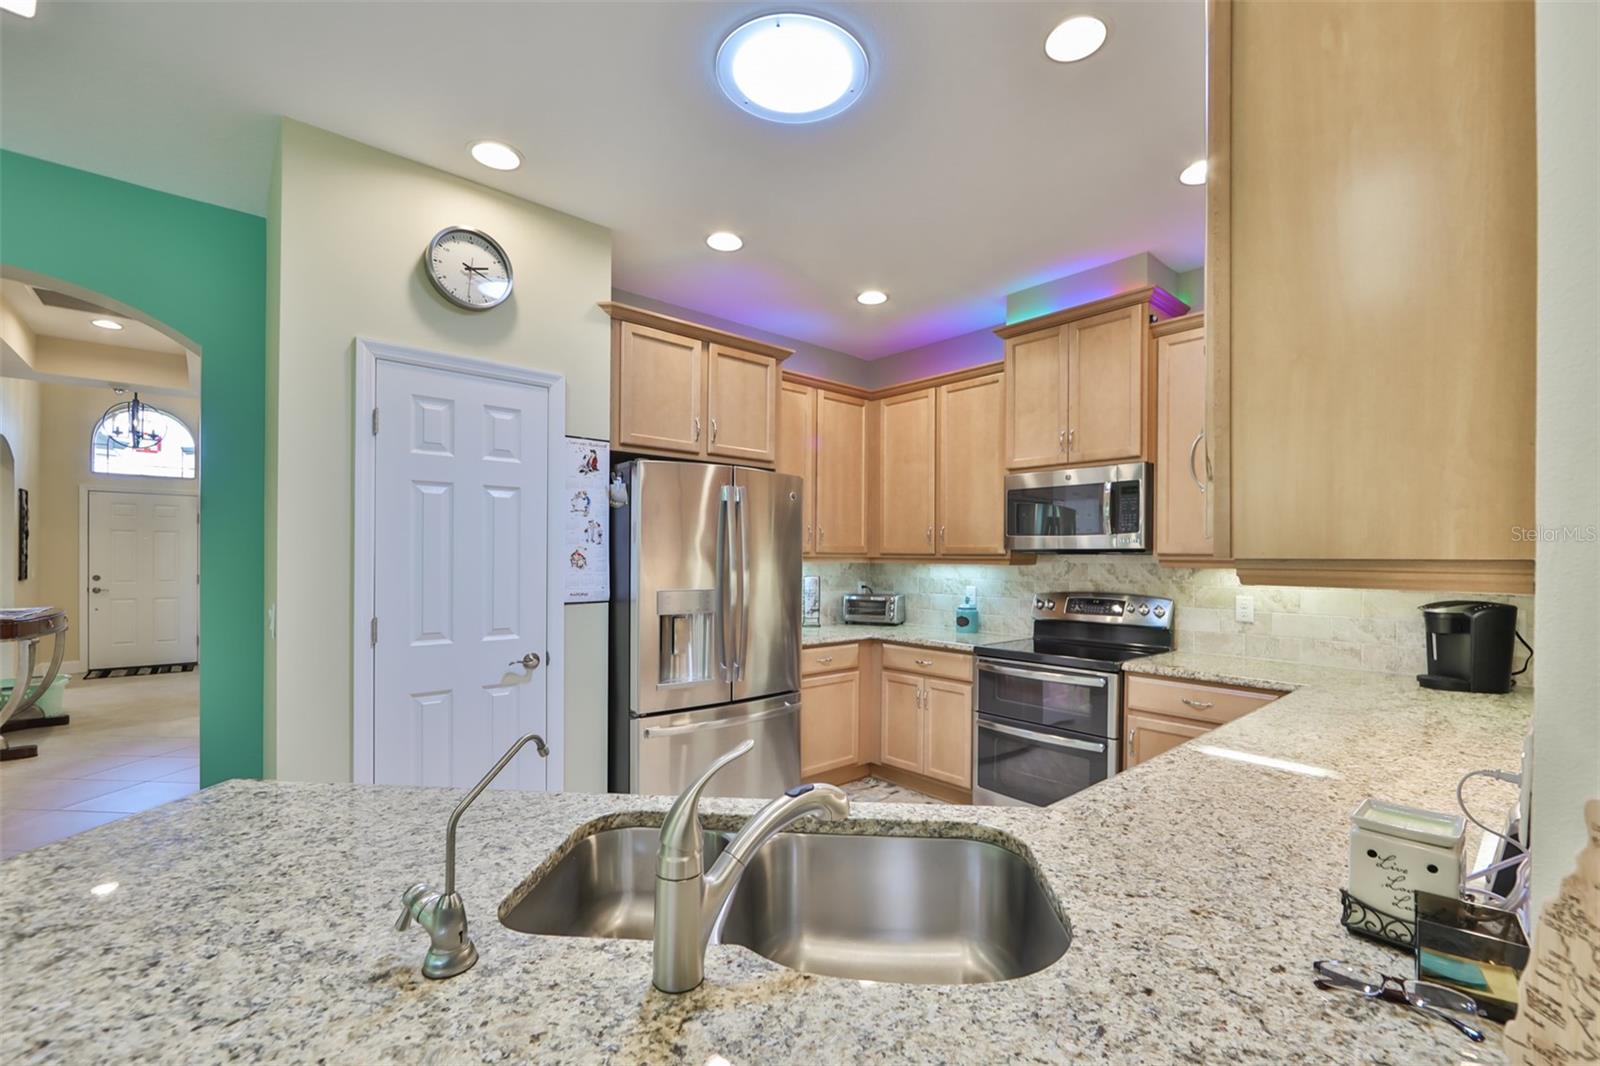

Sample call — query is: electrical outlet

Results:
[1234,595,1255,624]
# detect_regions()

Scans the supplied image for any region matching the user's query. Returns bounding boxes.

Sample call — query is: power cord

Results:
[1511,630,1533,678]
[1456,768,1529,914]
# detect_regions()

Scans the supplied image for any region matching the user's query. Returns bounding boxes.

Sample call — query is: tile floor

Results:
[840,776,943,805]
[0,670,200,859]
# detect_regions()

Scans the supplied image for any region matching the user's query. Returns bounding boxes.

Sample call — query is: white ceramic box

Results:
[1348,798,1466,919]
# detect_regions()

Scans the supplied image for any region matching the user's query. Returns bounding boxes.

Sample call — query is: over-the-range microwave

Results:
[1004,462,1152,553]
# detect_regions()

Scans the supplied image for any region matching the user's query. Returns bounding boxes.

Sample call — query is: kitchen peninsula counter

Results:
[0,657,1531,1064]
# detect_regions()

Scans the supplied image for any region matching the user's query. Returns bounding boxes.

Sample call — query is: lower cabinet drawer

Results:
[802,643,860,677]
[1123,674,1278,726]
[881,643,972,682]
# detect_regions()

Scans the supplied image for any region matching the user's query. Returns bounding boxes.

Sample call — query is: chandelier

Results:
[97,392,165,453]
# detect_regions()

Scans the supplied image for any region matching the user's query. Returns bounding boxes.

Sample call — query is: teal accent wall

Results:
[0,150,265,785]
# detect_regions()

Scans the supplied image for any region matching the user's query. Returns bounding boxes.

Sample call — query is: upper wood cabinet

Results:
[1212,0,1535,592]
[777,381,817,552]
[706,344,777,464]
[814,389,870,555]
[936,373,1006,556]
[601,303,790,468]
[996,286,1187,472]
[1066,305,1148,464]
[876,389,937,555]
[1155,317,1213,560]
[613,322,703,455]
[1003,329,1066,468]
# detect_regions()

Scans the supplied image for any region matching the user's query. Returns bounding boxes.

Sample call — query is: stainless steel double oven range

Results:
[972,592,1173,807]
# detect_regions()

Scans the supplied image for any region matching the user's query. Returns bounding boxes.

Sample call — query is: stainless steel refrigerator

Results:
[609,459,802,797]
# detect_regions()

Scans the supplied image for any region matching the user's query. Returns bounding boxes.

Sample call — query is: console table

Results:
[0,607,69,762]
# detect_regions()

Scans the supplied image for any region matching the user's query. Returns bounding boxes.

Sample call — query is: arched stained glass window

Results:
[90,397,196,479]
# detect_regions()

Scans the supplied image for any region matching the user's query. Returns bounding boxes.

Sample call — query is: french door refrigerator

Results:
[609,459,803,797]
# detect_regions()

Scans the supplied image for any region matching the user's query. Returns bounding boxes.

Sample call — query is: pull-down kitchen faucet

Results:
[652,739,850,993]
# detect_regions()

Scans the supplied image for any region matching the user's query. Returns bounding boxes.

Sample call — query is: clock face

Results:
[425,227,513,310]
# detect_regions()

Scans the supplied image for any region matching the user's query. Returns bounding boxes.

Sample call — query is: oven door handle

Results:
[977,660,1107,688]
[978,719,1107,753]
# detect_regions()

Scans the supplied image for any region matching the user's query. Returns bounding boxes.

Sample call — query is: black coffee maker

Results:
[1417,601,1519,693]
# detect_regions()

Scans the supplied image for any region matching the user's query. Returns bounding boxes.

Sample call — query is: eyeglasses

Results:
[1312,960,1485,1042]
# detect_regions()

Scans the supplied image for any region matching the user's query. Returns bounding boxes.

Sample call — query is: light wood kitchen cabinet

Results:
[1155,317,1213,559]
[1122,675,1279,769]
[935,372,1006,556]
[996,286,1187,472]
[1003,328,1066,468]
[613,321,703,455]
[1210,0,1535,592]
[1066,304,1148,464]
[878,649,974,789]
[879,670,924,773]
[706,344,777,464]
[799,669,860,776]
[1124,710,1211,769]
[876,388,938,555]
[777,381,816,552]
[922,677,974,788]
[601,302,790,468]
[814,389,870,555]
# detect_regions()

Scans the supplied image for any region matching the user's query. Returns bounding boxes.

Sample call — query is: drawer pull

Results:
[816,655,834,665]
[914,658,934,667]
[1181,698,1215,710]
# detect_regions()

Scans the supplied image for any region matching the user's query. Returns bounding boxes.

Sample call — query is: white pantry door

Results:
[371,359,551,789]
[87,491,199,669]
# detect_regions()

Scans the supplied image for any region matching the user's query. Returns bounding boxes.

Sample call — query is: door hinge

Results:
[371,407,380,435]
[370,616,378,646]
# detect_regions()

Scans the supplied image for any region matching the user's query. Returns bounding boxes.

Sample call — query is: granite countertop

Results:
[801,622,990,651]
[0,659,1531,1064]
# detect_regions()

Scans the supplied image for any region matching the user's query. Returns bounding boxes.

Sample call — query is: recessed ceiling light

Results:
[90,881,119,897]
[1178,159,1208,186]
[1044,16,1108,63]
[469,141,522,171]
[706,231,744,252]
[90,318,123,331]
[716,13,869,124]
[856,290,888,306]
[0,0,38,17]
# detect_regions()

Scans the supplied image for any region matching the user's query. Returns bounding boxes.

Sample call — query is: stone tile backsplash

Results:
[803,558,1535,683]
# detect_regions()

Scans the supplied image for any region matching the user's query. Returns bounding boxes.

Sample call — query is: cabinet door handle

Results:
[693,416,701,442]
[914,658,933,667]
[1058,428,1065,452]
[1181,698,1214,710]
[925,525,932,543]
[1187,431,1209,494]
[818,527,825,546]
[710,417,718,443]
[1068,428,1075,451]
[816,655,834,665]
[939,525,946,543]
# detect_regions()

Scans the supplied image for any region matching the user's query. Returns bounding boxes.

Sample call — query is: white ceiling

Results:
[0,279,188,356]
[0,1,1205,359]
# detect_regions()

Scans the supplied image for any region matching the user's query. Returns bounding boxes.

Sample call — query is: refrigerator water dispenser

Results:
[656,589,716,686]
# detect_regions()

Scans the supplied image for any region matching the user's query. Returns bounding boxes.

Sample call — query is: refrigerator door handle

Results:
[735,486,749,681]
[715,486,733,683]
[641,700,798,738]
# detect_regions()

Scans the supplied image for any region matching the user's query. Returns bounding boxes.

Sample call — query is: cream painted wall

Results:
[1530,0,1599,915]
[267,120,612,788]
[32,381,199,664]
[0,296,42,608]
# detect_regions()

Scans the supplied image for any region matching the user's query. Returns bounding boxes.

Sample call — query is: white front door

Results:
[370,359,551,789]
[87,491,199,669]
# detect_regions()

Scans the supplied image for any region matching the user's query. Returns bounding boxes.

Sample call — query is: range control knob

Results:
[1138,603,1150,616]
[1034,598,1046,610]
[1153,605,1166,619]
[1045,598,1057,611]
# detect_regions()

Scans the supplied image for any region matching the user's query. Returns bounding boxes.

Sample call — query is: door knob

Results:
[509,653,541,670]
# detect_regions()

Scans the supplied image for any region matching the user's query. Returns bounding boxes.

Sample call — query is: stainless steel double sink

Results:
[499,826,1069,985]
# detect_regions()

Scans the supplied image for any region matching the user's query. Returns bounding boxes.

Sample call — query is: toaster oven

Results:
[840,593,906,625]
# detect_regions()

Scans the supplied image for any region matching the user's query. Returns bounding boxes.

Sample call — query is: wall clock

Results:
[424,226,514,310]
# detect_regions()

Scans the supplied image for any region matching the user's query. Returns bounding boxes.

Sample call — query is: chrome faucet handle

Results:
[657,738,753,882]
[396,882,477,979]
